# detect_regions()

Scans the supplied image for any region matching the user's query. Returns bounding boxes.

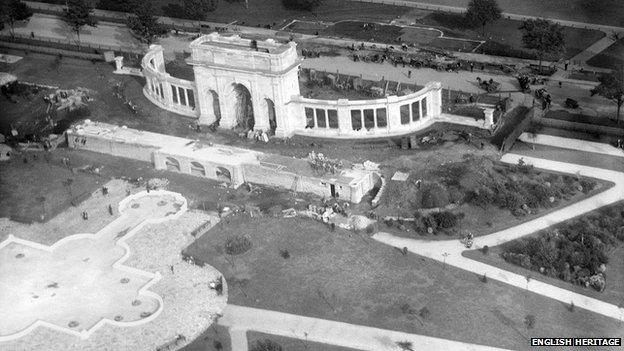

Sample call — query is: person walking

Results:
[564,60,569,71]
[407,70,412,78]
[470,62,474,73]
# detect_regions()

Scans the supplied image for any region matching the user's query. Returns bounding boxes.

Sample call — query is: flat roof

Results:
[259,154,365,185]
[71,121,261,167]
[71,121,369,183]
[159,141,260,166]
[192,34,292,55]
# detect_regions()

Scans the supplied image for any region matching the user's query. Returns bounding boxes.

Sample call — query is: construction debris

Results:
[43,87,93,112]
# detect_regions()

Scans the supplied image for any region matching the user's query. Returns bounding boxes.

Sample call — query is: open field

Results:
[183,214,622,350]
[417,13,605,60]
[383,0,624,26]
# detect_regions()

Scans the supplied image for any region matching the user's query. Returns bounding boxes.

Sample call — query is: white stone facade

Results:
[140,33,452,138]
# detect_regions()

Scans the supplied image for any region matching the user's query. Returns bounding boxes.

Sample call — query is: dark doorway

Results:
[232,84,254,131]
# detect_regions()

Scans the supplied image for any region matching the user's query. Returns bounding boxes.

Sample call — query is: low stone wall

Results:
[290,82,443,139]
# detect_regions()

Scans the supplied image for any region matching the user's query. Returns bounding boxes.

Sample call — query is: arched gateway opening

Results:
[232,84,254,131]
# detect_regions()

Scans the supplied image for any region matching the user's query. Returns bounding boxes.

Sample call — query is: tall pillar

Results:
[386,96,400,129]
[337,99,351,135]
[483,108,495,127]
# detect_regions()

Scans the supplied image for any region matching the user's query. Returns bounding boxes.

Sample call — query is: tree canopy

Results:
[3,0,33,35]
[465,0,501,33]
[63,0,97,45]
[591,68,624,124]
[127,2,167,44]
[282,0,323,11]
[519,19,565,69]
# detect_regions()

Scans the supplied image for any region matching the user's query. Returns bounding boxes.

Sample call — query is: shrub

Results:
[250,339,283,351]
[421,215,438,232]
[481,245,489,255]
[418,306,431,319]
[579,177,597,193]
[420,182,449,209]
[365,222,379,234]
[527,182,553,206]
[467,186,495,209]
[432,211,458,229]
[225,235,252,255]
[497,190,524,211]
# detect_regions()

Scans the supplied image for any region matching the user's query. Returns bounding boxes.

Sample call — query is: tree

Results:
[2,0,33,37]
[182,0,218,24]
[282,0,323,11]
[127,2,167,44]
[519,19,565,74]
[591,67,624,124]
[63,0,97,49]
[465,0,501,36]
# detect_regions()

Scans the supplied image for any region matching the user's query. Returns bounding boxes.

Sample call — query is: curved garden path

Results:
[373,153,624,322]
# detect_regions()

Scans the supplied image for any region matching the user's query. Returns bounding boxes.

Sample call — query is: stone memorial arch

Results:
[187,33,301,137]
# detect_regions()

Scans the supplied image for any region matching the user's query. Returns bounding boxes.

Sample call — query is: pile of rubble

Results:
[308,151,343,174]
[43,87,93,111]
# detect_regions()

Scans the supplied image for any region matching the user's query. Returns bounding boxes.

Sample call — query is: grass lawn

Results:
[587,38,624,70]
[419,14,605,60]
[181,324,231,351]
[463,202,624,308]
[0,152,102,223]
[545,110,624,129]
[395,0,624,27]
[183,214,622,350]
[567,70,602,82]
[247,331,359,351]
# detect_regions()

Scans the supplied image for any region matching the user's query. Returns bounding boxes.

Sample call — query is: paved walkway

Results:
[373,154,624,322]
[218,304,510,351]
